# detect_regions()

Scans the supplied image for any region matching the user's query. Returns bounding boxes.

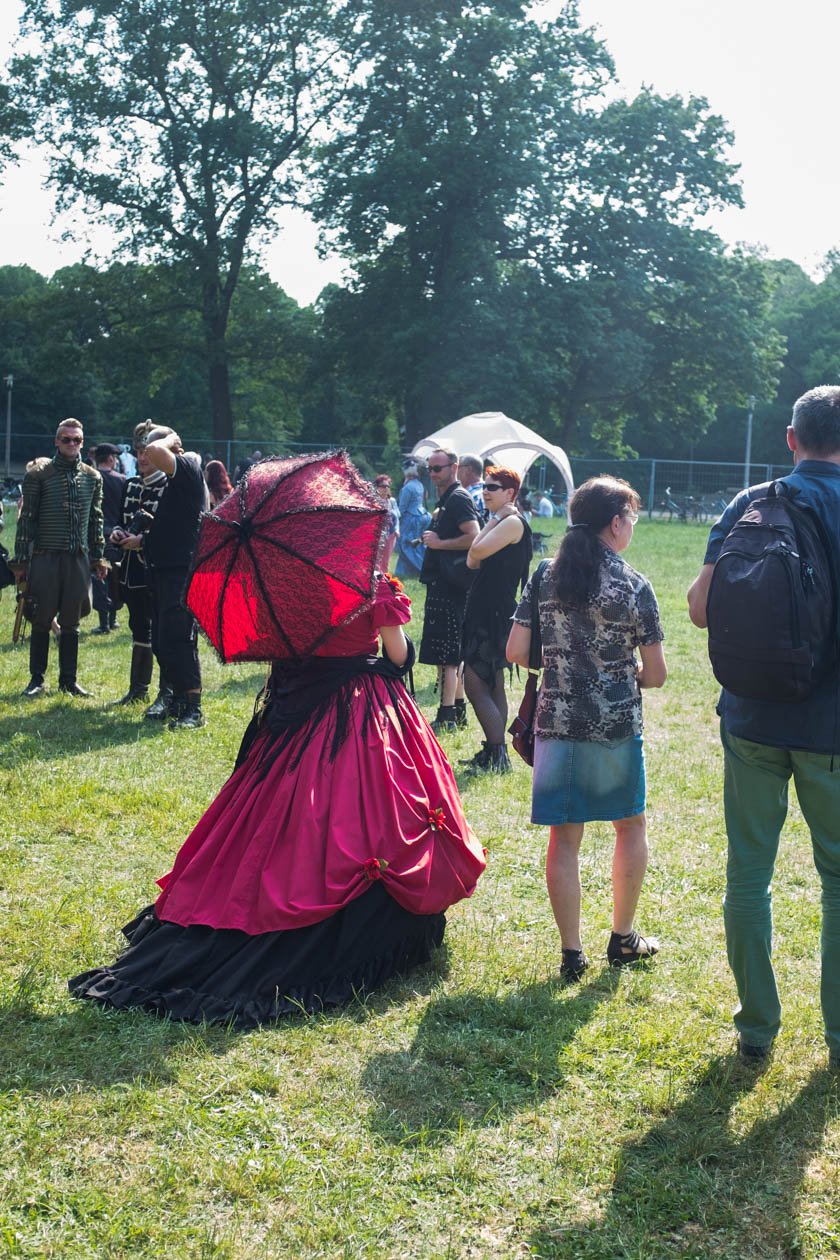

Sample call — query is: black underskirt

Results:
[69,884,445,1029]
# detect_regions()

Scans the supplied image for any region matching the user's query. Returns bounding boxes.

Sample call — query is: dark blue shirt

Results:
[704,460,840,753]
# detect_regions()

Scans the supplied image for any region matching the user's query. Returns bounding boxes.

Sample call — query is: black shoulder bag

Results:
[508,559,549,766]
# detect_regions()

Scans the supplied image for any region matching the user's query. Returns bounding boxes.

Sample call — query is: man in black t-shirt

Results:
[140,425,209,728]
[419,446,480,731]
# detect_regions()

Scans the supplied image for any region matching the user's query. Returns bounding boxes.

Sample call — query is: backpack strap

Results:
[528,559,550,673]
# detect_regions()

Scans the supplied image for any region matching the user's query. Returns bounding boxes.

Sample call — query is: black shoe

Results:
[738,1035,773,1064]
[59,681,93,697]
[430,705,458,734]
[22,677,45,698]
[144,688,174,720]
[169,701,205,729]
[454,700,469,729]
[92,626,110,635]
[114,686,150,706]
[559,949,589,984]
[459,742,491,772]
[607,929,660,967]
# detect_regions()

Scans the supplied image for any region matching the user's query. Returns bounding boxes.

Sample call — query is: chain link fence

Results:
[2,430,791,520]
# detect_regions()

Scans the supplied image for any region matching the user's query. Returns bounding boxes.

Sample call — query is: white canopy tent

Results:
[411,411,574,499]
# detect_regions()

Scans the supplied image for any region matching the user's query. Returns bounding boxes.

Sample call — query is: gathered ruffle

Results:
[69,885,445,1028]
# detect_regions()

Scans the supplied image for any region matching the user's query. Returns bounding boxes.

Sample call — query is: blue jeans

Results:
[721,723,840,1054]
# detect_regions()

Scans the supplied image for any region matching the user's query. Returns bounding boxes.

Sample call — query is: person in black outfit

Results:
[110,425,169,705]
[418,446,480,732]
[138,425,208,728]
[91,443,125,633]
[461,465,532,773]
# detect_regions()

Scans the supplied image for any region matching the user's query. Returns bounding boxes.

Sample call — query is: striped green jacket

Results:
[15,453,105,562]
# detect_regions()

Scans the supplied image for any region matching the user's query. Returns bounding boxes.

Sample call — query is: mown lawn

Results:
[1,517,838,1259]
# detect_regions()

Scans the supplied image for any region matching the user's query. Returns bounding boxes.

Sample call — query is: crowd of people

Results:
[10,388,840,1072]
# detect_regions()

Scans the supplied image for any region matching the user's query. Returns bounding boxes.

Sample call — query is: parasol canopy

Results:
[185,450,387,663]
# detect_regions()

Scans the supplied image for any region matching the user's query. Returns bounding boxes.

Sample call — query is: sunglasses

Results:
[482,482,504,493]
[427,462,453,473]
[58,435,83,444]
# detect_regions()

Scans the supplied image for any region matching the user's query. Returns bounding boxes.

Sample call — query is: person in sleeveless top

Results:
[460,465,532,774]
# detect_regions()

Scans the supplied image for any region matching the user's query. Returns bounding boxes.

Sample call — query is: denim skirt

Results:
[531,733,646,825]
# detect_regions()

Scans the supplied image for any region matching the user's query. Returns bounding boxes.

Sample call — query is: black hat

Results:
[95,442,121,459]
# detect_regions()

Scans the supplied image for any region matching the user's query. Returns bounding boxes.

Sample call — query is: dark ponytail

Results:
[551,477,641,608]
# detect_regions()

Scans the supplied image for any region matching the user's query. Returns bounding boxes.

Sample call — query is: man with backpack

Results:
[687,385,840,1068]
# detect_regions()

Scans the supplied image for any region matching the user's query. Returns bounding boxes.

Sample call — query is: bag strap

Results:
[528,559,550,674]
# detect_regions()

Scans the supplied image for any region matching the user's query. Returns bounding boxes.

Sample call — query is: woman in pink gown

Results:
[70,573,486,1026]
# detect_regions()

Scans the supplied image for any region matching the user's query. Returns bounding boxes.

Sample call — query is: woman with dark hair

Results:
[460,466,532,773]
[70,552,486,1025]
[506,477,667,982]
[204,460,233,508]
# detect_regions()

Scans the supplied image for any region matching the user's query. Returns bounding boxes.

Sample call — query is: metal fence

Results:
[2,430,790,520]
[567,457,791,520]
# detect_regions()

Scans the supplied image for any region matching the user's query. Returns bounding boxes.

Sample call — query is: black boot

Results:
[22,628,50,697]
[109,609,119,630]
[454,698,469,728]
[459,742,491,772]
[144,683,175,721]
[169,693,205,729]
[115,644,154,705]
[430,705,458,734]
[93,610,110,635]
[486,743,512,774]
[58,631,92,696]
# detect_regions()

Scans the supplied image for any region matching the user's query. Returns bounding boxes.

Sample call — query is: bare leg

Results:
[611,813,648,935]
[546,823,585,950]
[454,662,466,703]
[441,663,458,706]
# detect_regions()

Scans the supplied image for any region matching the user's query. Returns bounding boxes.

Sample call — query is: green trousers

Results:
[721,723,840,1054]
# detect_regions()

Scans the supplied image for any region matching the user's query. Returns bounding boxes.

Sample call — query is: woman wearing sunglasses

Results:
[461,466,532,773]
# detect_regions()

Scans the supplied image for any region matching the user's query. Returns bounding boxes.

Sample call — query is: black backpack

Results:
[706,481,839,702]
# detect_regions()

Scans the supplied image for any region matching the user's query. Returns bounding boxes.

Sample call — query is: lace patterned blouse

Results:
[513,546,664,743]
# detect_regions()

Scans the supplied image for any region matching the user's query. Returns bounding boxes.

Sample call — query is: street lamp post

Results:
[743,394,756,489]
[3,374,12,483]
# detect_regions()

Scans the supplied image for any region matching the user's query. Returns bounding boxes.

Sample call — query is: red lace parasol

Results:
[185,450,387,662]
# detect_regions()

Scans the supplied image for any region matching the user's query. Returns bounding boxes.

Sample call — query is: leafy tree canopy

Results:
[11,0,366,441]
[313,1,779,451]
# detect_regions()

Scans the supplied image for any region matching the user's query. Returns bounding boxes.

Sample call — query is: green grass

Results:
[1,518,839,1258]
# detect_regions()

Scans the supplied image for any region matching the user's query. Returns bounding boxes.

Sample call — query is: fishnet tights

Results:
[464,664,508,744]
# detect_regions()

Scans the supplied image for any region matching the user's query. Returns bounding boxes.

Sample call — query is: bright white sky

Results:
[0,0,837,305]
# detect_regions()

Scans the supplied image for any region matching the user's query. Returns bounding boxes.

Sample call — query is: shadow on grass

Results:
[0,999,237,1094]
[527,1056,840,1258]
[0,705,167,766]
[361,969,620,1144]
[0,939,452,1097]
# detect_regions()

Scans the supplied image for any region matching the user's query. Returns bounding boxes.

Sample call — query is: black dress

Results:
[462,517,532,683]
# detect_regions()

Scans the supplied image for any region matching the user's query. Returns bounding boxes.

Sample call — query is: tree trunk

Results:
[559,365,589,451]
[202,286,234,446]
[207,348,234,446]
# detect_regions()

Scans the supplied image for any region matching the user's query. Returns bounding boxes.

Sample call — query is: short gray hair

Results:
[459,453,483,477]
[791,385,840,456]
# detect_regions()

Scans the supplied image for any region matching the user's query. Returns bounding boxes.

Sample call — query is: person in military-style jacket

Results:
[13,417,107,697]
